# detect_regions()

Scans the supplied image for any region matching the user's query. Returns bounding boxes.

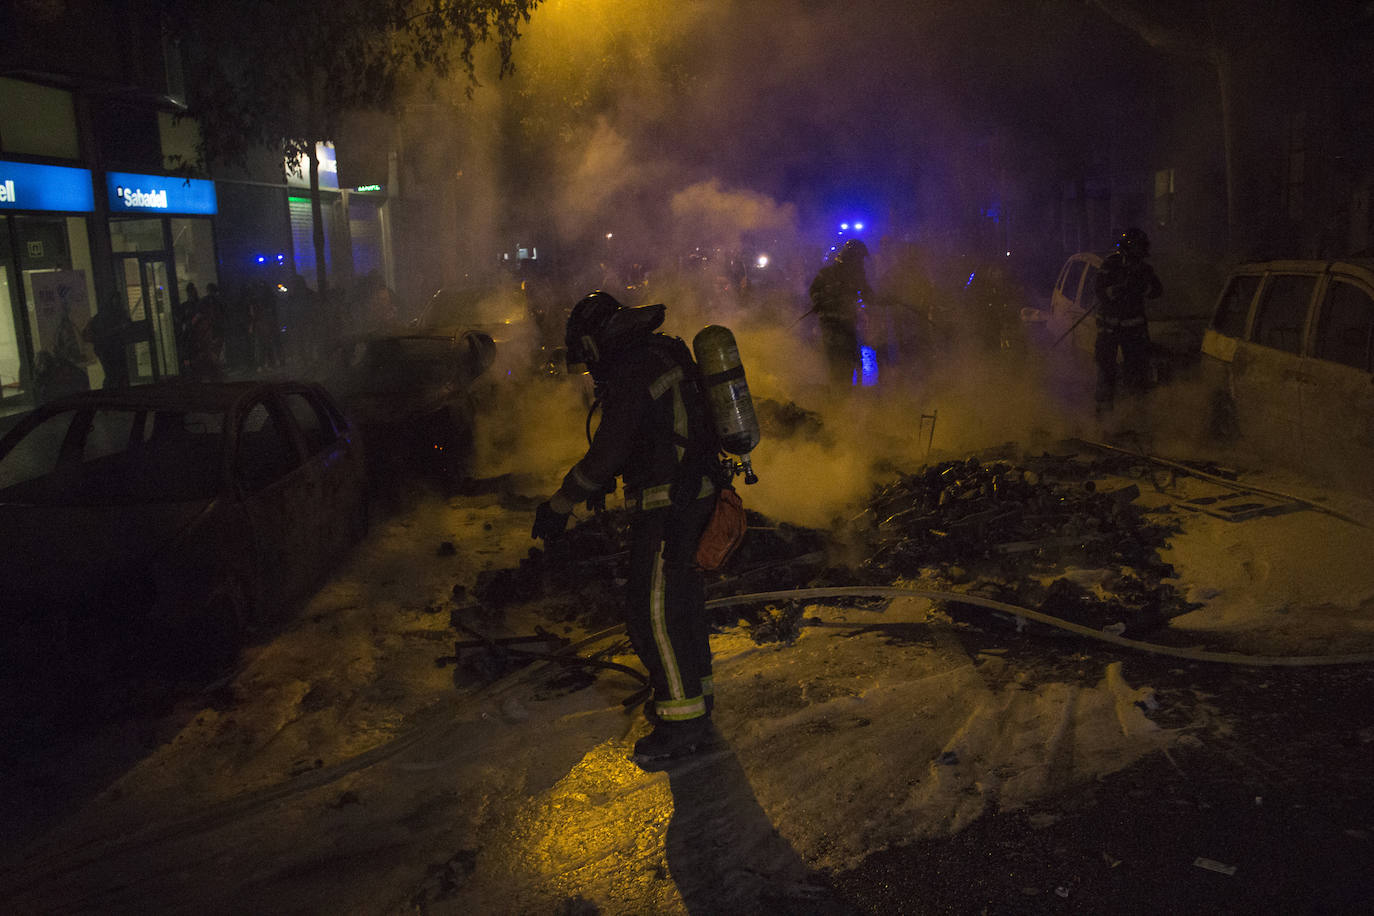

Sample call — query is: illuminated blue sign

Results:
[0,160,95,212]
[106,172,217,215]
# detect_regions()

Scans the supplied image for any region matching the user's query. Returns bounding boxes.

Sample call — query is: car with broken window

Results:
[1200,258,1374,489]
[315,329,496,492]
[0,379,369,718]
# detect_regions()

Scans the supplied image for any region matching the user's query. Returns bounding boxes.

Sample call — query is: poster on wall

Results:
[31,269,93,364]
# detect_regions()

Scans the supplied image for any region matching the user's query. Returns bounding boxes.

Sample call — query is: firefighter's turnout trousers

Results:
[626,492,716,722]
[1094,315,1150,411]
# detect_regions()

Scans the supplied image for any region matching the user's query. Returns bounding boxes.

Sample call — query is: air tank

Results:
[692,324,761,484]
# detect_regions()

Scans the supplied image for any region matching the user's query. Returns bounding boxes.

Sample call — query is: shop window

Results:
[0,218,25,398]
[110,218,166,254]
[15,215,99,390]
[0,78,79,159]
[171,218,218,297]
[289,196,333,288]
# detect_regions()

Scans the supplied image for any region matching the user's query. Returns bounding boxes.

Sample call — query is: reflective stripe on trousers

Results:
[625,497,715,721]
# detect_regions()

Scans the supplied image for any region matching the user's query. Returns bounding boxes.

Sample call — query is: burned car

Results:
[317,329,496,491]
[0,380,368,717]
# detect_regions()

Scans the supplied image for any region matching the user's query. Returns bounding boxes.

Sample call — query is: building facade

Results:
[0,0,394,419]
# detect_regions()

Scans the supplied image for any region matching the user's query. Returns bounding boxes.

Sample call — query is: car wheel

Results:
[176,575,248,679]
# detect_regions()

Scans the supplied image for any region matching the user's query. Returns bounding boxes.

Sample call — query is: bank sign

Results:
[106,172,217,215]
[0,160,95,212]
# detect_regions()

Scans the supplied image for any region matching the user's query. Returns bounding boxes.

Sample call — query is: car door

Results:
[1298,269,1374,482]
[280,386,365,562]
[1049,253,1101,355]
[1230,268,1319,460]
[233,393,315,616]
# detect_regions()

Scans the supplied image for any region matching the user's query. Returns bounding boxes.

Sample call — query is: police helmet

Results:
[564,291,665,369]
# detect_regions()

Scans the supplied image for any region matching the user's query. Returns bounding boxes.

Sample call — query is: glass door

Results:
[119,254,179,380]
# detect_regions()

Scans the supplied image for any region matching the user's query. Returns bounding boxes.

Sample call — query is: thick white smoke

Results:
[392,0,1170,527]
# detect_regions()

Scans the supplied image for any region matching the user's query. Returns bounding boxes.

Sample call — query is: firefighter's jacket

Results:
[550,335,716,515]
[1094,252,1162,327]
[808,261,872,327]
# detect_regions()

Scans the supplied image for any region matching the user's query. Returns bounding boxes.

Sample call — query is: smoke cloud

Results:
[379,0,1177,526]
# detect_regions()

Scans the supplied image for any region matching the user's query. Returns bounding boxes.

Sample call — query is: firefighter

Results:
[532,291,723,763]
[1093,227,1162,415]
[806,238,874,387]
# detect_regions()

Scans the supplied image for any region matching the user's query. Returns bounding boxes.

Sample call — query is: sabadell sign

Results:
[0,160,95,212]
[106,171,218,215]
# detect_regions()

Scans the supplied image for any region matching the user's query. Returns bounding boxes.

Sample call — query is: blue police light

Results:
[256,255,266,263]
[854,222,864,231]
[840,223,850,231]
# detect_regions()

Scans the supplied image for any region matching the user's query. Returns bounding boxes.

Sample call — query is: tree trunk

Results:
[308,144,329,297]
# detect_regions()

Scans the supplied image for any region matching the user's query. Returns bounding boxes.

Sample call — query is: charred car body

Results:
[317,329,496,491]
[1200,258,1374,491]
[0,380,369,718]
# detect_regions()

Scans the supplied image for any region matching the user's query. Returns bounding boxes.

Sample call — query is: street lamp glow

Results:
[605,232,614,239]
[755,254,769,269]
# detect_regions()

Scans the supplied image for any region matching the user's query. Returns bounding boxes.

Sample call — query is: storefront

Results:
[0,160,222,415]
[106,171,219,384]
[0,159,98,409]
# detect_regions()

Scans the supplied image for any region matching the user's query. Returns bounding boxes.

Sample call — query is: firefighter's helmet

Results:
[1117,227,1151,258]
[565,291,665,369]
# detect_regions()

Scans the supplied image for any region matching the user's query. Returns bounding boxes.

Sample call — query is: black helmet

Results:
[565,290,665,369]
[1117,227,1150,258]
[836,238,869,264]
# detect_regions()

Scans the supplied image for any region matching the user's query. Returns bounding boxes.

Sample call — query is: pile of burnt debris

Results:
[459,504,829,634]
[851,446,1201,635]
[456,443,1203,644]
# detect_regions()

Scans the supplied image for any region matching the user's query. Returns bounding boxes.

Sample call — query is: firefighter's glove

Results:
[532,501,570,542]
